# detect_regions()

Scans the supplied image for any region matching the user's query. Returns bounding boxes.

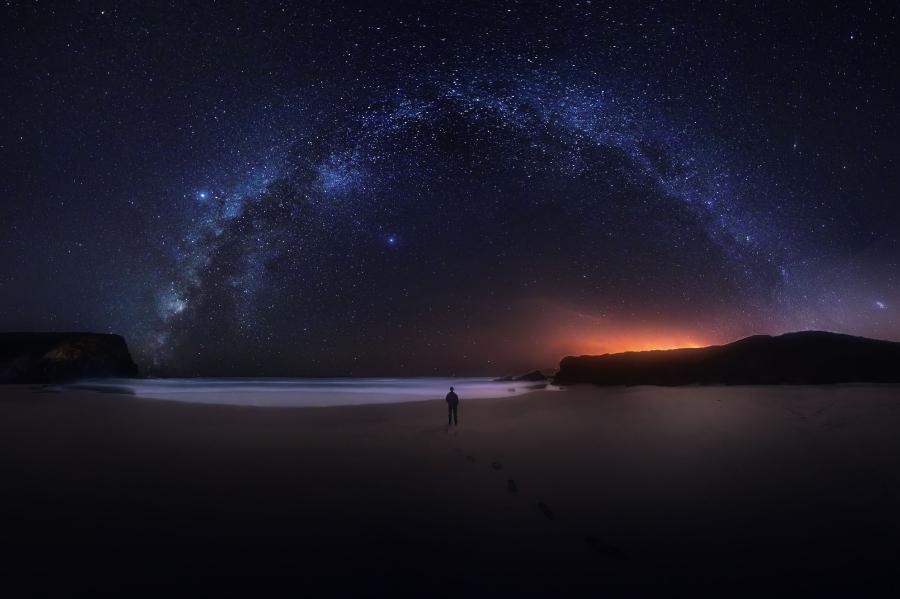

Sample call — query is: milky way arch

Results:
[146,73,795,374]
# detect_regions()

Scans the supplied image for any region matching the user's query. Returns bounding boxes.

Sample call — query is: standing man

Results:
[446,386,459,426]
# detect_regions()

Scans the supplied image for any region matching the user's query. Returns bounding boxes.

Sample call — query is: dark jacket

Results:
[445,391,459,406]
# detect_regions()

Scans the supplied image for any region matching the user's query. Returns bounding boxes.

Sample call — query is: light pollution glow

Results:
[480,300,724,371]
[561,332,712,356]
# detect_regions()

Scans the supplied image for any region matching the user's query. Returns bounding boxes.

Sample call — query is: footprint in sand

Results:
[584,536,627,560]
[536,501,554,520]
[491,461,503,471]
[507,479,518,493]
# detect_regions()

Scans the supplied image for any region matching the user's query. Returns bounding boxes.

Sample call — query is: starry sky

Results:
[2,1,898,376]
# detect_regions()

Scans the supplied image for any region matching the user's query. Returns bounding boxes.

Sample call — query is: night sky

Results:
[2,1,898,376]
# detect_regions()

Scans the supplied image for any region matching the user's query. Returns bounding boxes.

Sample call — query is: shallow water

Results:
[61,377,556,407]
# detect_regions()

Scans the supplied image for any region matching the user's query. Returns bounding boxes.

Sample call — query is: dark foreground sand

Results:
[2,385,900,597]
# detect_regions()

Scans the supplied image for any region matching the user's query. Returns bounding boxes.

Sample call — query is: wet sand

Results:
[2,384,900,596]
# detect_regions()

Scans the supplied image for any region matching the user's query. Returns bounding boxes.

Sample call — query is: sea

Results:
[60,377,556,407]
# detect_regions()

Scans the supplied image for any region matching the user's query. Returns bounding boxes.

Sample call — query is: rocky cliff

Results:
[0,332,139,383]
[554,331,900,386]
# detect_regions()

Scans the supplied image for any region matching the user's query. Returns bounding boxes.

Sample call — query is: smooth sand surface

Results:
[2,384,900,596]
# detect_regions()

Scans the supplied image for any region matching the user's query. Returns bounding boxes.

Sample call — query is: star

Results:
[5,1,897,375]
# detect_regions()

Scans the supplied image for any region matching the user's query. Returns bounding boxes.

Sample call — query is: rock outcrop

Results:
[554,331,900,386]
[0,332,139,383]
[494,370,549,382]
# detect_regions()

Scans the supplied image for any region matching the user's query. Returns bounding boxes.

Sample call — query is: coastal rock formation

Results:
[494,370,549,382]
[554,331,900,386]
[0,332,139,383]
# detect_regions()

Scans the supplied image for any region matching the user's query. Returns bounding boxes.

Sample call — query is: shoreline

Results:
[42,377,559,407]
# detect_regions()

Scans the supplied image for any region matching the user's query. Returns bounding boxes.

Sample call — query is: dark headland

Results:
[554,331,900,386]
[0,332,138,383]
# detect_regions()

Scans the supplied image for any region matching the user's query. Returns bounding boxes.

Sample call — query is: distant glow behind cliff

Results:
[566,335,711,356]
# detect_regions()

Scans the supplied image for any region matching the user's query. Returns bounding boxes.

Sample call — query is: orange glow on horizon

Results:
[506,299,727,365]
[551,330,715,356]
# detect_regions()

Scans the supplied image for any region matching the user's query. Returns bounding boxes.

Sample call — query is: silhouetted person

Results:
[446,386,459,426]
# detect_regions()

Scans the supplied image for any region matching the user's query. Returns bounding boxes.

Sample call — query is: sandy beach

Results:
[3,384,900,596]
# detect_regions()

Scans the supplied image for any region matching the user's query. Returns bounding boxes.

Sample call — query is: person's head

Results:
[450,386,454,392]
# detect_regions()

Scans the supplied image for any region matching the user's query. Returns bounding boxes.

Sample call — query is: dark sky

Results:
[2,1,898,376]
